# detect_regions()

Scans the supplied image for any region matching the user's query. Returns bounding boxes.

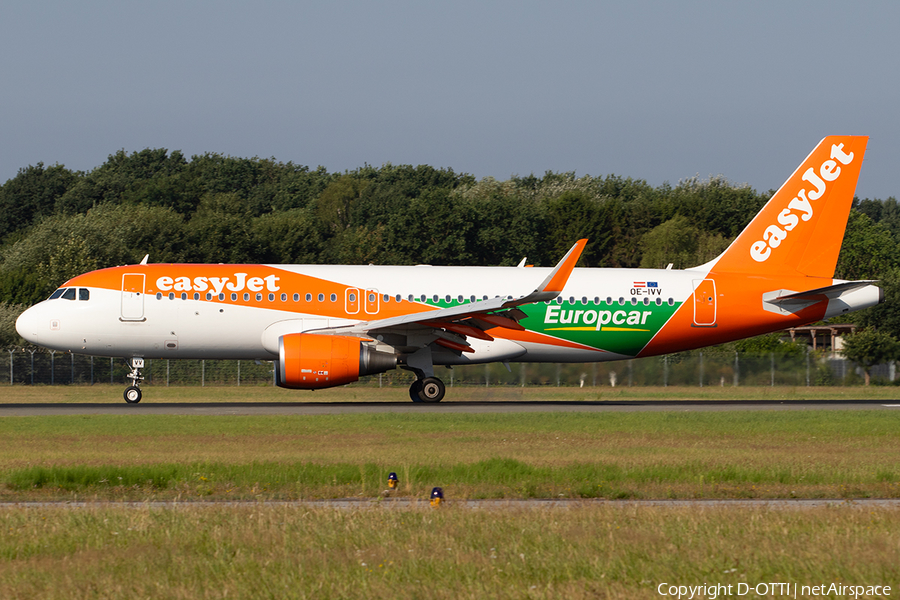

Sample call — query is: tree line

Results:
[1,148,899,353]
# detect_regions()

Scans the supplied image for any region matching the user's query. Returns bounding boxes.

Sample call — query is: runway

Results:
[0,399,898,416]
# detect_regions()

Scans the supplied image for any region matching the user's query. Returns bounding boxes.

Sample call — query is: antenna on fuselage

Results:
[140,254,149,265]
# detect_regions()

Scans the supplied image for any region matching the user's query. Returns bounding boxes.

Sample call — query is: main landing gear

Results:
[409,376,446,403]
[124,358,144,404]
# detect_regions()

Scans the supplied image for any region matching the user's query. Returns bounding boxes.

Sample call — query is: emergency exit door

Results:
[692,279,717,327]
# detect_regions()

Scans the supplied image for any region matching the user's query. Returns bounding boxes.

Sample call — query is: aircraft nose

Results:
[15,305,41,344]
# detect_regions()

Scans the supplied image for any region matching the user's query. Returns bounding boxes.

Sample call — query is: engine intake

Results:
[276,333,397,389]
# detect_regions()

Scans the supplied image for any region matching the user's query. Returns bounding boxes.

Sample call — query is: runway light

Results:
[388,472,398,489]
[430,487,444,508]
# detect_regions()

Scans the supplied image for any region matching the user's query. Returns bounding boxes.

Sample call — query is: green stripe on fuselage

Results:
[418,298,681,357]
[518,301,681,356]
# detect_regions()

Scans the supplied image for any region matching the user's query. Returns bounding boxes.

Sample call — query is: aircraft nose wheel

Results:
[409,377,445,403]
[124,385,142,404]
[123,358,145,404]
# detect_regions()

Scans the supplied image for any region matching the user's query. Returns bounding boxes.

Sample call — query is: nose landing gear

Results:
[124,358,144,404]
[409,376,445,402]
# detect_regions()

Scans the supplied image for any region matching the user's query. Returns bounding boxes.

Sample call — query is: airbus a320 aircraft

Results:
[16,136,882,403]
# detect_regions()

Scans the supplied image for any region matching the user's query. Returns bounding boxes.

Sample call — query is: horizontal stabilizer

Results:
[770,280,878,303]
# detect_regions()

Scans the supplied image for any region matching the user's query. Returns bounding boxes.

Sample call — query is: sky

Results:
[2,1,898,200]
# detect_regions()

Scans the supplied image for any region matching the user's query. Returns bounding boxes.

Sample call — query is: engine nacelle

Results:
[276,333,397,389]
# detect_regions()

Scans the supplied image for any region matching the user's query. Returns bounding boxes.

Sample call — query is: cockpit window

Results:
[48,288,65,300]
[61,288,77,301]
[79,288,90,301]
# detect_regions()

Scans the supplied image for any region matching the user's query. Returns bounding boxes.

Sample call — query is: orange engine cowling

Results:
[276,333,397,390]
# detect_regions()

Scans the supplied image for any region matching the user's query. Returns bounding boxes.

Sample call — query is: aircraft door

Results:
[345,288,360,314]
[364,289,379,314]
[121,273,146,321]
[692,279,717,327]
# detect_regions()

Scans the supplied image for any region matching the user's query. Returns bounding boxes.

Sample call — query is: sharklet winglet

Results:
[510,239,587,306]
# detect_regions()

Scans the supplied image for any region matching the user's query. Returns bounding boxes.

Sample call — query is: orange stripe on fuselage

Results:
[64,264,439,322]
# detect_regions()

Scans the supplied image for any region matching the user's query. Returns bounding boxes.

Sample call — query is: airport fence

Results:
[0,347,896,388]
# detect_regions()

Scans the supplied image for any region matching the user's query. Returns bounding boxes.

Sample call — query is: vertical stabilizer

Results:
[709,136,868,278]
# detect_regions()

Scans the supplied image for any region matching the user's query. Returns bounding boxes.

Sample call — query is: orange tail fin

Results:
[709,136,868,278]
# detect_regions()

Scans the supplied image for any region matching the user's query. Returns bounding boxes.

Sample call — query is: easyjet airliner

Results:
[16,136,883,403]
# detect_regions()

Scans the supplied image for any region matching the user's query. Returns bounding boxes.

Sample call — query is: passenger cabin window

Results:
[49,288,65,300]
[79,288,90,301]
[61,288,77,301]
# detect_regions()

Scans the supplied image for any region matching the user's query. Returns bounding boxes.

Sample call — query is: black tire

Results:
[418,377,445,403]
[409,379,424,402]
[124,386,142,404]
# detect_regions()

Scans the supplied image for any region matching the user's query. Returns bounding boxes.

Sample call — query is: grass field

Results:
[1,383,899,403]
[2,388,898,598]
[1,409,899,502]
[1,503,897,599]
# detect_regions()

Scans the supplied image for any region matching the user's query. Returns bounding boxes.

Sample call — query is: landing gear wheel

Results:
[418,377,445,403]
[409,379,424,402]
[124,386,142,404]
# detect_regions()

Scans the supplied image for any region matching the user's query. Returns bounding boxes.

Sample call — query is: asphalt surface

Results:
[1,399,898,416]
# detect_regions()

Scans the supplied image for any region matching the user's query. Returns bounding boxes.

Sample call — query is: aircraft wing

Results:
[322,239,587,352]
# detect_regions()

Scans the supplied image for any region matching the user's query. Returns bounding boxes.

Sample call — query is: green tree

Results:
[835,210,898,280]
[854,268,900,339]
[0,204,187,302]
[0,163,79,239]
[639,215,730,269]
[0,302,25,347]
[252,209,323,264]
[315,175,370,234]
[840,327,899,385]
[54,149,187,214]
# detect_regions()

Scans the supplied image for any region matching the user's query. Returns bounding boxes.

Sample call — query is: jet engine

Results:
[276,333,397,389]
